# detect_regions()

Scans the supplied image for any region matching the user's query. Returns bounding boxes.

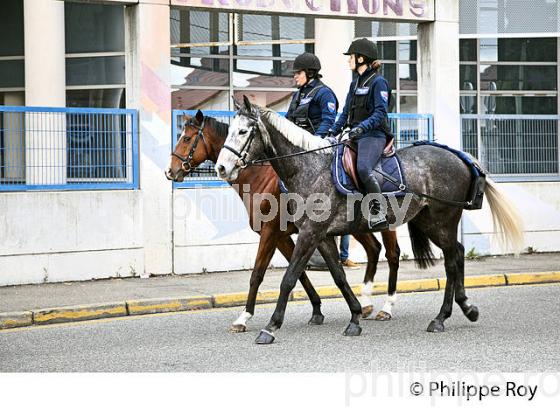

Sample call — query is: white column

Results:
[24,0,66,184]
[417,0,460,148]
[126,0,173,276]
[314,18,354,108]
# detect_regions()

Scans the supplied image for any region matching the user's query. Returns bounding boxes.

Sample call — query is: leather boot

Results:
[361,174,389,231]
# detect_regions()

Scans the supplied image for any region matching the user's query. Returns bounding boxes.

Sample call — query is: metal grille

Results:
[172,110,433,188]
[460,0,560,35]
[461,114,559,180]
[0,106,138,191]
[389,113,433,148]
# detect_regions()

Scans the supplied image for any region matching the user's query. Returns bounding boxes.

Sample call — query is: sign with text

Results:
[171,0,435,22]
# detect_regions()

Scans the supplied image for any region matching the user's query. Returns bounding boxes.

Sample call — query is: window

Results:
[0,0,24,184]
[170,9,314,111]
[460,0,559,35]
[65,2,126,108]
[354,22,418,112]
[460,37,559,179]
[64,3,128,185]
[170,10,314,183]
[0,0,24,91]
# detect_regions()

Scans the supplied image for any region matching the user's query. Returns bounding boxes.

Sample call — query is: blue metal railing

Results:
[461,114,560,181]
[0,106,139,191]
[171,110,434,189]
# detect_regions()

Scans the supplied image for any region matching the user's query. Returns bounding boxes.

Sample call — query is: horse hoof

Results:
[375,311,392,321]
[255,330,275,345]
[427,320,445,333]
[343,322,362,337]
[229,324,247,333]
[361,305,374,319]
[465,305,479,322]
[308,314,325,325]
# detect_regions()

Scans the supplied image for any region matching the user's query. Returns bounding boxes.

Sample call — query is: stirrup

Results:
[367,205,388,230]
[368,217,389,231]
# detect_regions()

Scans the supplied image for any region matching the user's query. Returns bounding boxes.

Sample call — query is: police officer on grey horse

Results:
[330,38,392,231]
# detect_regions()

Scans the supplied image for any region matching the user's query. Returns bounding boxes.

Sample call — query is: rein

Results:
[172,117,210,172]
[227,123,350,168]
[247,140,346,166]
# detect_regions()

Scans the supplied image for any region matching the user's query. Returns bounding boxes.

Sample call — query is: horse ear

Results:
[232,97,241,110]
[195,109,204,124]
[243,95,252,112]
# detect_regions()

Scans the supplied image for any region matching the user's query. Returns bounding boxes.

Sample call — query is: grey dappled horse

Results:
[216,97,524,345]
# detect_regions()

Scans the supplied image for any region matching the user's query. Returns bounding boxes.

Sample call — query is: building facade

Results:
[0,0,559,286]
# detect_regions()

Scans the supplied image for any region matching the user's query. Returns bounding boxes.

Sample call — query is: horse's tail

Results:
[485,177,525,254]
[408,221,436,269]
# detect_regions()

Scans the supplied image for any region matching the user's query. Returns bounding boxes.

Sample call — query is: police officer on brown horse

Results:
[286,52,338,137]
[287,52,356,269]
[330,38,392,230]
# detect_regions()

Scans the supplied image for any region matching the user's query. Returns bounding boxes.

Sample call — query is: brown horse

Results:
[165,110,401,332]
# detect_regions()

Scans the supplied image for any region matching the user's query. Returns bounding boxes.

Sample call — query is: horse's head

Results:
[166,109,212,182]
[215,96,266,182]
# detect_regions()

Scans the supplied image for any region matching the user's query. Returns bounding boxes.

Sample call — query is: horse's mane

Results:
[258,108,332,153]
[205,116,229,140]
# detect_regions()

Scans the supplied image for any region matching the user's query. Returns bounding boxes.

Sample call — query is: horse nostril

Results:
[217,164,226,176]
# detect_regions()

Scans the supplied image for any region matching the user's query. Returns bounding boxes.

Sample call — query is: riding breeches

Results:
[356,136,386,188]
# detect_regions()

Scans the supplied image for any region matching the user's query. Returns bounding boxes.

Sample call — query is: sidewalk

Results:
[1,252,559,329]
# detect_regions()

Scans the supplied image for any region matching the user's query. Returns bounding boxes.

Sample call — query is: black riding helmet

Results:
[344,38,378,69]
[293,52,322,72]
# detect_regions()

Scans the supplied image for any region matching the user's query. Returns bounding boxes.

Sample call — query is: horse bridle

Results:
[222,115,259,169]
[172,118,209,173]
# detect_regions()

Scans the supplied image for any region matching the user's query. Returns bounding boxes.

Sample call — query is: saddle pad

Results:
[412,140,484,178]
[331,143,406,197]
[278,178,289,194]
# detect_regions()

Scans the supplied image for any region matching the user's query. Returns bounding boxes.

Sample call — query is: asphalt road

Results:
[1,284,559,372]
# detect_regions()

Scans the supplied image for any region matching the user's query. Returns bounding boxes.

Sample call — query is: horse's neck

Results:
[262,122,321,187]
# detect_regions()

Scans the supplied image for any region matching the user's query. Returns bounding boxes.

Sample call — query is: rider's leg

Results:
[356,137,388,230]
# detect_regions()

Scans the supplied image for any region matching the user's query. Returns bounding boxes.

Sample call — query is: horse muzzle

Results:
[215,151,240,181]
[165,167,185,182]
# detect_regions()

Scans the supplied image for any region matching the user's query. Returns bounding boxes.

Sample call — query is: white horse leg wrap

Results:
[232,310,253,327]
[381,294,397,316]
[360,281,374,307]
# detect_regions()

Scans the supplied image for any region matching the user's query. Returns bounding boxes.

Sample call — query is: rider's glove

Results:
[348,127,364,139]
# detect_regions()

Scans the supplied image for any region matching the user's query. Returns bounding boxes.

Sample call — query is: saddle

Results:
[342,136,395,190]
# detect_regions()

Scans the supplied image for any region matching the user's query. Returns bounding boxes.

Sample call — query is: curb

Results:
[1,271,559,330]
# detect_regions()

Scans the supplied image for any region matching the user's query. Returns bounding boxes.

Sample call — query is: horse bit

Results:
[171,117,209,172]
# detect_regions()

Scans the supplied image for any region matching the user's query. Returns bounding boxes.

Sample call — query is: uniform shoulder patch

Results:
[380,91,389,102]
[327,101,336,113]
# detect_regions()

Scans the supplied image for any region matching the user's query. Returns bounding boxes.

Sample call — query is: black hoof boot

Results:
[464,305,479,322]
[255,329,275,345]
[343,322,362,336]
[427,319,445,333]
[308,313,325,325]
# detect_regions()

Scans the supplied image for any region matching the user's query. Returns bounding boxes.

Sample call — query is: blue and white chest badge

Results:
[299,97,312,105]
[356,87,370,95]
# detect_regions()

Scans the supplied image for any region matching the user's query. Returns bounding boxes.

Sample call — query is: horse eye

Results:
[183,136,191,142]
[239,129,248,135]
